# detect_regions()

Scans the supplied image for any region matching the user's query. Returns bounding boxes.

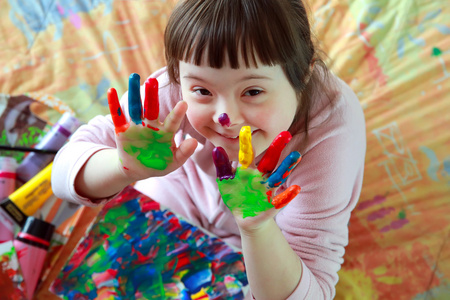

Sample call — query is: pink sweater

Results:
[52,67,366,299]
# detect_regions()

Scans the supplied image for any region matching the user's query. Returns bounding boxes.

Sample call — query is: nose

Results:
[213,97,244,128]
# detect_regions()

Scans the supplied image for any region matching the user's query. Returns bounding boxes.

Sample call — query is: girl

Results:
[52,0,366,299]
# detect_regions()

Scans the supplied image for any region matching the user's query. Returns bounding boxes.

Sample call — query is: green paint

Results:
[122,126,173,170]
[217,168,274,218]
[0,127,45,162]
[432,47,442,57]
[398,210,406,219]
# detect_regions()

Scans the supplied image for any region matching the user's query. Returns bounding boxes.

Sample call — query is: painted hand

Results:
[213,126,302,227]
[108,73,197,180]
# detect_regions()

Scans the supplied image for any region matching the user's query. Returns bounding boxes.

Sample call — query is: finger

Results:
[271,185,301,209]
[239,126,253,169]
[266,151,302,188]
[173,138,198,167]
[257,131,292,175]
[107,88,128,134]
[212,147,234,180]
[143,78,159,121]
[128,73,142,125]
[163,101,188,133]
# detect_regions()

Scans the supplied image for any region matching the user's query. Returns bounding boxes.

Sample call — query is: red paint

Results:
[144,78,159,120]
[108,88,129,134]
[271,185,300,209]
[146,124,160,131]
[257,131,292,175]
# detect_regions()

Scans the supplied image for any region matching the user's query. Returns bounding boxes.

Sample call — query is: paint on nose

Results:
[218,113,231,127]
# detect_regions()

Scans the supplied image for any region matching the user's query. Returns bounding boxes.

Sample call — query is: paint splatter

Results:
[50,186,248,299]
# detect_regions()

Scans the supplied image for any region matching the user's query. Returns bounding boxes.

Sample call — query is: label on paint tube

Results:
[0,163,53,227]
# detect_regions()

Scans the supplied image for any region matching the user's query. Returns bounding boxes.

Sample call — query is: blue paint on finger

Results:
[129,73,142,125]
[266,151,301,188]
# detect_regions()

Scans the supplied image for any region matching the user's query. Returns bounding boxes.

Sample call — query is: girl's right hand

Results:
[107,73,198,181]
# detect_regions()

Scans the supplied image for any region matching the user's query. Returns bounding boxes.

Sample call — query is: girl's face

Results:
[179,57,298,161]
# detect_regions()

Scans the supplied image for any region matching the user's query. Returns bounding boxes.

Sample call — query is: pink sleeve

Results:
[276,81,366,299]
[51,68,175,206]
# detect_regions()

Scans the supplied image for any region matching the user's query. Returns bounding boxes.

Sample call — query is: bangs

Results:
[165,0,298,69]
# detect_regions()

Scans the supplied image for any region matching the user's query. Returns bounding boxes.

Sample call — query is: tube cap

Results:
[20,216,55,243]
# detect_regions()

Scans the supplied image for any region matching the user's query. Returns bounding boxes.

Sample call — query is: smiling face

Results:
[179,57,298,161]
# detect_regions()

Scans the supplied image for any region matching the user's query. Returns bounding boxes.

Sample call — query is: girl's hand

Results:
[212,127,302,232]
[108,73,197,181]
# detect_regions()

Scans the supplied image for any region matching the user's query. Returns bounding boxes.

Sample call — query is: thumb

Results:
[173,138,198,166]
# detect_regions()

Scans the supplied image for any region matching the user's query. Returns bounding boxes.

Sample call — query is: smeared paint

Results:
[50,187,248,299]
[380,219,409,233]
[121,126,173,170]
[128,73,143,125]
[367,207,395,221]
[218,113,230,127]
[238,126,253,169]
[0,241,27,300]
[357,195,387,210]
[257,131,292,175]
[266,151,301,188]
[217,167,274,218]
[212,147,234,180]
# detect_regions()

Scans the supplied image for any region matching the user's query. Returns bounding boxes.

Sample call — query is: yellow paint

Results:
[191,287,209,300]
[373,266,387,276]
[376,276,403,285]
[239,126,253,169]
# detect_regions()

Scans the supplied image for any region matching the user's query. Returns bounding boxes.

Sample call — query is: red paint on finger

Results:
[144,78,159,120]
[108,88,129,134]
[257,131,292,175]
[271,185,301,209]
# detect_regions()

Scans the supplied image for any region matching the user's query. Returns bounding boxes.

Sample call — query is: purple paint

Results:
[380,218,409,233]
[367,207,395,222]
[212,147,234,180]
[357,194,387,210]
[218,113,230,127]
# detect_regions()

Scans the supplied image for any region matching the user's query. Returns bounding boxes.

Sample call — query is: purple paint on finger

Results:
[218,113,230,127]
[212,147,234,180]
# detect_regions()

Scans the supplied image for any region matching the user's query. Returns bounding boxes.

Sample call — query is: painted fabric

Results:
[1,0,449,299]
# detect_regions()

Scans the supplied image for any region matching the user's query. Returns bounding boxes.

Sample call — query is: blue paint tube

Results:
[16,112,80,183]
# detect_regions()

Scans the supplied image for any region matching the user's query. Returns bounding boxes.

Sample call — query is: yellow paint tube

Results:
[0,162,53,227]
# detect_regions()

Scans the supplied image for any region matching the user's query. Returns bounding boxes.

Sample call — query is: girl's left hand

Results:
[212,127,302,232]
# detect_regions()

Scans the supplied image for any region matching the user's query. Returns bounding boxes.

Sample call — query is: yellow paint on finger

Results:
[239,126,253,169]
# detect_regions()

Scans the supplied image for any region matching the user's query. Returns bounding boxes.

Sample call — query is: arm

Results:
[240,218,302,300]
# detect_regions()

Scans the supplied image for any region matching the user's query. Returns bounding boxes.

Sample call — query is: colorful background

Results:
[0,0,449,299]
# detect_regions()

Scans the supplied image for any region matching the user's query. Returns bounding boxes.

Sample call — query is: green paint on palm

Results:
[122,126,173,170]
[217,168,274,218]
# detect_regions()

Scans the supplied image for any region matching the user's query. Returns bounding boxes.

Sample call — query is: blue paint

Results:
[419,146,440,181]
[267,151,301,188]
[128,73,142,125]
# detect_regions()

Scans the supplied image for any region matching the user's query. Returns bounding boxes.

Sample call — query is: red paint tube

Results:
[13,217,55,300]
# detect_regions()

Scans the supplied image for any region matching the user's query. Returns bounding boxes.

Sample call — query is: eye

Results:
[193,88,212,96]
[243,89,263,96]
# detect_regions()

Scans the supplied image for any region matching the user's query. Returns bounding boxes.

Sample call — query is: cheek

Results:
[186,104,212,129]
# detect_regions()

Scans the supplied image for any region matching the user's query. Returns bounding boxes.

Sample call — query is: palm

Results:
[213,127,302,231]
[108,73,196,181]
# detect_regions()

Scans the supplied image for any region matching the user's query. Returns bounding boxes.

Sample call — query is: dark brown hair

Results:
[164,0,336,135]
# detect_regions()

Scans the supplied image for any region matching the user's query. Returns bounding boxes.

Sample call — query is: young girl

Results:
[52,0,366,299]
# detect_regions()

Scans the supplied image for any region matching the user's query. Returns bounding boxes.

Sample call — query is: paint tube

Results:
[16,112,80,183]
[0,163,53,228]
[0,157,18,243]
[13,217,55,300]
